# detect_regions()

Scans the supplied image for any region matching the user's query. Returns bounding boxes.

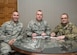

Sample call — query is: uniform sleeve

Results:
[1,23,12,43]
[65,25,77,40]
[16,28,24,40]
[26,21,33,37]
[1,23,7,41]
[45,22,51,36]
[15,23,24,40]
[51,25,59,35]
[0,27,3,40]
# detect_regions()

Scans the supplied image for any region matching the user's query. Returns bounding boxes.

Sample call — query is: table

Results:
[12,37,77,55]
[12,45,77,55]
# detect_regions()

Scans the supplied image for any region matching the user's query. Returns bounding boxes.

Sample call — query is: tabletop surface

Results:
[13,36,77,54]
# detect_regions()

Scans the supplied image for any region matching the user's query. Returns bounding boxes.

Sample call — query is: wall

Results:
[18,0,77,30]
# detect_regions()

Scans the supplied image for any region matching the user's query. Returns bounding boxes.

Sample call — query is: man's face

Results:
[61,15,69,24]
[36,11,43,21]
[12,12,19,22]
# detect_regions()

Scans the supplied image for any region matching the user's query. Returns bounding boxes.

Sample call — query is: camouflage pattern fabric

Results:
[26,20,51,37]
[52,22,77,39]
[0,20,23,54]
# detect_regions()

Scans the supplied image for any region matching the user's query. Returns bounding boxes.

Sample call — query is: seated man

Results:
[26,10,51,39]
[0,11,23,55]
[51,13,77,50]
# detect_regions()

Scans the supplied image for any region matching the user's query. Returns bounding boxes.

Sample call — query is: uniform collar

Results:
[61,22,70,29]
[10,20,19,26]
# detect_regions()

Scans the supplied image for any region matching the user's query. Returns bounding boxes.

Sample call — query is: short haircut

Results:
[61,13,69,18]
[37,10,42,12]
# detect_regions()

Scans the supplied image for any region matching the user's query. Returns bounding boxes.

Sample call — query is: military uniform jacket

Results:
[52,22,77,40]
[26,20,51,37]
[1,20,23,43]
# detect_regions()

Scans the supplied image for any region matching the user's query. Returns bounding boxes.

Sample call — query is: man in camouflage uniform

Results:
[26,10,51,38]
[0,11,23,55]
[51,13,77,40]
[51,13,77,51]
